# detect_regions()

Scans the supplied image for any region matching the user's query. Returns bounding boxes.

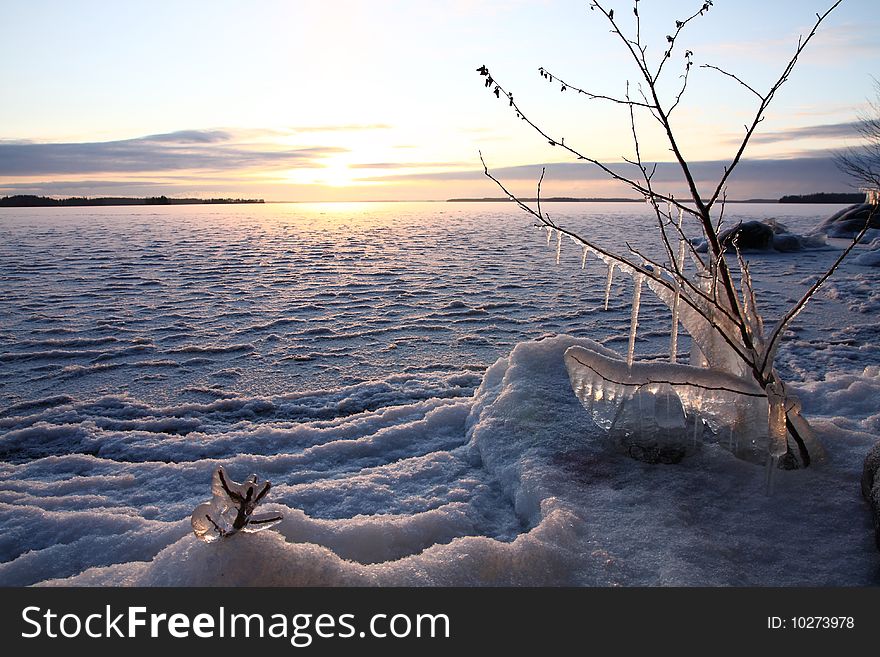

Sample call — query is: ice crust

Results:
[0,335,871,587]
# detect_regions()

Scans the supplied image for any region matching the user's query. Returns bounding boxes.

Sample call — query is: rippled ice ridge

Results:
[1,201,878,585]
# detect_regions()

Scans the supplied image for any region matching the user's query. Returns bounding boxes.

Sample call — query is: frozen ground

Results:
[0,201,878,586]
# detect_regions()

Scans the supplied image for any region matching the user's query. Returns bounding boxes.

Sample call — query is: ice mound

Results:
[21,335,878,586]
[861,440,880,551]
[854,239,880,267]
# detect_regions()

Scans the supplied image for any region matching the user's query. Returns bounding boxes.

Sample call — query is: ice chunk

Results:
[644,273,750,379]
[670,213,688,363]
[564,344,779,464]
[191,467,282,543]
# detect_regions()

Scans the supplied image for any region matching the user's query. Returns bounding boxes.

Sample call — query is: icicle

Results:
[767,384,788,458]
[669,208,686,363]
[627,274,644,367]
[546,226,553,245]
[603,263,615,310]
[765,383,787,495]
[581,245,588,270]
[555,229,562,264]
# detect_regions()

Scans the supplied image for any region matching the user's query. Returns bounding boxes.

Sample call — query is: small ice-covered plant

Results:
[474,1,864,472]
[191,466,282,542]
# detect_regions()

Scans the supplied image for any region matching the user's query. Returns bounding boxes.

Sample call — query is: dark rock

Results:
[693,219,825,253]
[811,203,880,239]
[861,440,880,551]
[719,220,774,250]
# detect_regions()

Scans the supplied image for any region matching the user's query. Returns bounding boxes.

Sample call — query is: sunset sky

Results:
[1,0,878,201]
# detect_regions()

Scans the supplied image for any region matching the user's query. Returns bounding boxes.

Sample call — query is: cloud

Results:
[737,121,866,145]
[360,155,856,197]
[349,161,468,169]
[287,124,392,133]
[0,130,348,176]
[139,129,233,143]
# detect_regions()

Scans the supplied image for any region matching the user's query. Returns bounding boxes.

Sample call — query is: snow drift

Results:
[0,335,874,587]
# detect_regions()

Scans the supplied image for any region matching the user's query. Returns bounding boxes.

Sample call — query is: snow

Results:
[854,238,880,267]
[0,201,878,586]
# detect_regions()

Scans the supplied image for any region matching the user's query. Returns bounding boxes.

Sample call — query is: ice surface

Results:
[18,334,877,587]
[1,202,878,586]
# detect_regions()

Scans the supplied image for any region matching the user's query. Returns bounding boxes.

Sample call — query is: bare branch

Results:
[705,0,844,211]
[539,67,653,108]
[476,67,700,217]
[700,64,763,100]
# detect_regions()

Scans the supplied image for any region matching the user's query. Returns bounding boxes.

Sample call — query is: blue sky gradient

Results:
[1,0,877,200]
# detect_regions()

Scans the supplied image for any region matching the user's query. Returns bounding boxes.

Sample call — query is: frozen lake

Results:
[1,201,879,585]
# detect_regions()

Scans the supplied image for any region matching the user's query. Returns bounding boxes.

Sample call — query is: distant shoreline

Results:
[0,195,264,208]
[447,193,864,204]
[1,192,865,207]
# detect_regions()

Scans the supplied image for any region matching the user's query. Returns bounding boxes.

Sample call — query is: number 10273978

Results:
[768,616,854,630]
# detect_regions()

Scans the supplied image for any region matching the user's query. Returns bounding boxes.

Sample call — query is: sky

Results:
[1,0,878,201]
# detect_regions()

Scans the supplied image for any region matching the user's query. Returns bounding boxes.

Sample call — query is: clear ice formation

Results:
[603,263,615,310]
[191,467,282,543]
[626,275,643,367]
[537,219,824,467]
[564,257,823,466]
[565,344,770,463]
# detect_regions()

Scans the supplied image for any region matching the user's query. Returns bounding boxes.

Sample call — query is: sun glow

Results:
[319,161,359,188]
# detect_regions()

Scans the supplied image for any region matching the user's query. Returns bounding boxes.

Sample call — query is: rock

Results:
[719,220,774,250]
[692,219,826,253]
[811,203,880,239]
[862,440,880,551]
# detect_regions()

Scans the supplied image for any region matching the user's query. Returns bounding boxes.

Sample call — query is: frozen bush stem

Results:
[191,467,282,542]
[475,0,869,468]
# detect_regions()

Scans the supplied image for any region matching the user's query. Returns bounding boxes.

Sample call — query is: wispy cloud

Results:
[360,155,855,195]
[0,129,348,176]
[699,22,880,64]
[349,161,468,169]
[737,120,866,145]
[288,124,392,133]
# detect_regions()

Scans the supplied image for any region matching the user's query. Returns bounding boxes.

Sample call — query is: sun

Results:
[319,161,357,188]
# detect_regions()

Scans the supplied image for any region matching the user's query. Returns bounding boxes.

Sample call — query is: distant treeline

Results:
[0,195,265,208]
[778,193,865,204]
